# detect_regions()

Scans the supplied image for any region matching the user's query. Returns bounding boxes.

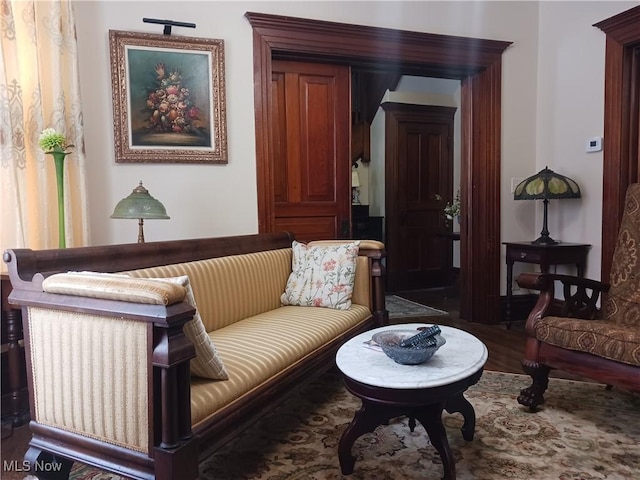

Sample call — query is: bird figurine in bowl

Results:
[371,325,446,365]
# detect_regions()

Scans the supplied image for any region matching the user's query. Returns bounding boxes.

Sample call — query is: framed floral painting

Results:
[109,30,227,163]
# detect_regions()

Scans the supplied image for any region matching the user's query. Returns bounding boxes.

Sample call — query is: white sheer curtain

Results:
[0,0,89,255]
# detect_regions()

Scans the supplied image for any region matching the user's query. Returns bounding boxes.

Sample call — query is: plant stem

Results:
[51,151,67,248]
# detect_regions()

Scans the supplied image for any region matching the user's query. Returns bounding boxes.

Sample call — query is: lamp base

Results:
[531,235,559,245]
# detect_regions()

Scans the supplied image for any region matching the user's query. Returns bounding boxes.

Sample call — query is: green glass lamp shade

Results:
[111,182,170,220]
[513,167,581,245]
[513,167,581,200]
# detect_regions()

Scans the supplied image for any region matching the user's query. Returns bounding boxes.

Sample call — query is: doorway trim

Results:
[594,5,640,282]
[246,12,512,323]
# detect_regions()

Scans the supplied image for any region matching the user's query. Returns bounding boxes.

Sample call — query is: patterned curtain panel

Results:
[0,0,89,253]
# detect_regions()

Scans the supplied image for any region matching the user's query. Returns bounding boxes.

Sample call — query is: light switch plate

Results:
[586,136,602,152]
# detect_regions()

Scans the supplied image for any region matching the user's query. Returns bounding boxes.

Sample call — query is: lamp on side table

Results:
[111,181,169,243]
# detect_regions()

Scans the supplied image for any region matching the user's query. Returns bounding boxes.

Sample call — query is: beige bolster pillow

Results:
[42,272,186,306]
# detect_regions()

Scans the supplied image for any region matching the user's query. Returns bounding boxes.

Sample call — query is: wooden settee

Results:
[3,232,387,479]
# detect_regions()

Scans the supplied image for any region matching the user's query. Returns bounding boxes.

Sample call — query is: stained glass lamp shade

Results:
[513,167,581,245]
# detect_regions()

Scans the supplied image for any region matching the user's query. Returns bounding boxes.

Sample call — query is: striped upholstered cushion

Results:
[42,272,186,305]
[190,304,371,428]
[124,249,292,332]
[125,248,373,333]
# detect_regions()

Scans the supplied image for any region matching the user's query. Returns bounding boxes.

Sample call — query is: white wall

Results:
[73,0,540,247]
[530,0,637,283]
[71,1,636,290]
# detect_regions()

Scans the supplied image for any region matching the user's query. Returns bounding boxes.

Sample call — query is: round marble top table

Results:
[335,323,488,480]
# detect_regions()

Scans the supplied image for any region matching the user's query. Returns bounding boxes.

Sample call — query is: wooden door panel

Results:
[399,211,448,283]
[271,61,351,242]
[274,217,337,241]
[383,103,456,292]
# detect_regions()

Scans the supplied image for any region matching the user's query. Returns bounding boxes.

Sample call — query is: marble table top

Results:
[336,323,488,389]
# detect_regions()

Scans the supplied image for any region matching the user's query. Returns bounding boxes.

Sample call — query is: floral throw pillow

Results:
[280,240,360,310]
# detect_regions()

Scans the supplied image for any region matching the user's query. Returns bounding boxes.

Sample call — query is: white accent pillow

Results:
[280,240,360,310]
[154,276,229,380]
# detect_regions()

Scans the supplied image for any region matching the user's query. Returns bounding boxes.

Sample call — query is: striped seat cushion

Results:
[190,304,371,428]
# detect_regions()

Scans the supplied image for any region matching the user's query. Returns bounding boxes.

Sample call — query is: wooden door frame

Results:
[246,12,512,323]
[594,5,640,282]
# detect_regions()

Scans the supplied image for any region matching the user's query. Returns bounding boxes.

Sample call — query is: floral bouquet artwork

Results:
[39,128,74,248]
[144,63,202,136]
[125,47,213,149]
[109,30,227,163]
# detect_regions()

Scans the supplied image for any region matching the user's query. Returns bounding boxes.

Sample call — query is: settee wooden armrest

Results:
[7,288,199,479]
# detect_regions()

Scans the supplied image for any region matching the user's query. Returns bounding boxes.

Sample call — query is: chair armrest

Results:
[516,272,609,336]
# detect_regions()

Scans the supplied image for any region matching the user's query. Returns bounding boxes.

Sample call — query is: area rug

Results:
[69,370,639,480]
[385,294,449,318]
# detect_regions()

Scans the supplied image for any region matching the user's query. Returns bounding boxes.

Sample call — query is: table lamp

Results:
[111,181,169,243]
[513,167,581,245]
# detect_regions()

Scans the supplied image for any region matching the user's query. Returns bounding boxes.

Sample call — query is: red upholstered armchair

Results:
[516,184,640,411]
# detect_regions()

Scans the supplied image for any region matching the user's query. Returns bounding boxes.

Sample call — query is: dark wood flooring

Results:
[392,286,588,382]
[392,286,527,374]
[0,287,587,478]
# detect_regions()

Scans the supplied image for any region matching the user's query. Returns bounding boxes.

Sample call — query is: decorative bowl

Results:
[371,329,446,365]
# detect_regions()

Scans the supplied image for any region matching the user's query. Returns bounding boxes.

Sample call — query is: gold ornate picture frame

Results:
[109,30,227,164]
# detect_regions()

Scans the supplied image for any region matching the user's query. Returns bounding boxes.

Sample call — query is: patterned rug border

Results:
[385,294,449,318]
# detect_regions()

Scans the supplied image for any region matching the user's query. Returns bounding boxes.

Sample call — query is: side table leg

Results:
[506,259,514,329]
[445,393,476,441]
[414,404,455,480]
[338,401,391,475]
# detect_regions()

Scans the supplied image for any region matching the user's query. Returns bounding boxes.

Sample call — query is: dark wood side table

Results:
[503,242,591,328]
[352,216,383,242]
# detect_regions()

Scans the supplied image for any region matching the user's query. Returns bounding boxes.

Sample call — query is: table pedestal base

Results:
[338,370,482,480]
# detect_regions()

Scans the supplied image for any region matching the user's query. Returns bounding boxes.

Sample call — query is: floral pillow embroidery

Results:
[281,240,360,310]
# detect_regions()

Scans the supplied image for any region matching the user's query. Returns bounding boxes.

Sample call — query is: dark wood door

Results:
[270,60,351,242]
[383,103,456,292]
